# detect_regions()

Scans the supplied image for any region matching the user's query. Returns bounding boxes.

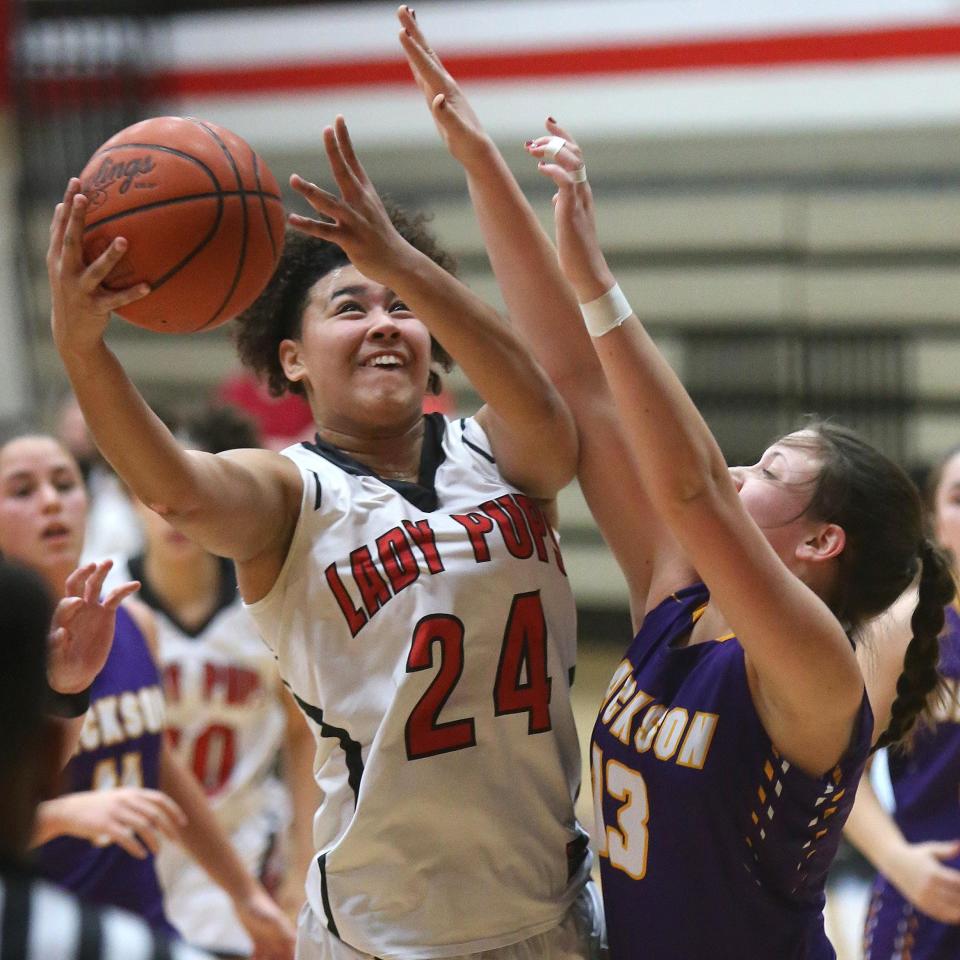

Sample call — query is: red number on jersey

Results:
[405,614,477,760]
[192,723,237,793]
[493,591,552,733]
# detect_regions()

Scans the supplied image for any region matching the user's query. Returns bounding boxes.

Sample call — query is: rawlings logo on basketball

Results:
[85,155,158,203]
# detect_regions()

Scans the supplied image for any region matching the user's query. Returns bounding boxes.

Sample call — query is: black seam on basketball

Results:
[86,142,222,192]
[148,192,225,295]
[194,120,249,331]
[80,190,282,232]
[252,147,279,261]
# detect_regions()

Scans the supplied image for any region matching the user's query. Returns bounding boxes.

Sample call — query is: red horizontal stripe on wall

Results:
[154,22,960,98]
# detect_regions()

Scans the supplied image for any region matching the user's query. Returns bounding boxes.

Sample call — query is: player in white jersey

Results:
[49,109,600,959]
[109,406,318,957]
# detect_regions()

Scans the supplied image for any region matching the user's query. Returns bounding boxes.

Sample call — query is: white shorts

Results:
[295,882,605,960]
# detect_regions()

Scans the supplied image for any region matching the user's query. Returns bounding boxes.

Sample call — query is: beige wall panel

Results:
[914,342,960,399]
[806,193,960,251]
[911,413,960,463]
[804,269,960,324]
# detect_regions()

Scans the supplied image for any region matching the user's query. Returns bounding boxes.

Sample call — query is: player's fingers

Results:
[134,789,188,828]
[545,115,578,144]
[82,237,129,290]
[51,597,84,628]
[332,116,368,188]
[100,282,151,314]
[84,560,112,605]
[289,173,341,217]
[64,562,95,599]
[398,16,446,88]
[49,179,80,249]
[61,192,89,266]
[103,823,149,859]
[536,161,577,190]
[102,580,141,611]
[526,135,584,171]
[124,796,180,840]
[288,213,338,243]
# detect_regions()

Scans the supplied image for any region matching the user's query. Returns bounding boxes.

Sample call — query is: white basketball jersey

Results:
[246,415,589,960]
[109,555,289,954]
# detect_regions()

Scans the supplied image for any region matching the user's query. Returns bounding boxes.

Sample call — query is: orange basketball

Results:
[78,116,286,334]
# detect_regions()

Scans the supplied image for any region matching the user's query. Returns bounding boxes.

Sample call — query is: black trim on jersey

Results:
[566,831,590,882]
[291,692,364,803]
[0,875,30,960]
[568,666,576,688]
[310,470,322,511]
[128,554,238,639]
[301,413,447,512]
[76,905,103,960]
[459,418,496,464]
[316,853,340,940]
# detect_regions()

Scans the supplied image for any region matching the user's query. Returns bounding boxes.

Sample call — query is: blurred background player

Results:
[846,444,960,959]
[0,557,215,960]
[107,403,318,955]
[0,430,295,958]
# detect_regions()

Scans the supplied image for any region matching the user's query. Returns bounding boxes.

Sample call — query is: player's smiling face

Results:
[0,436,88,575]
[728,431,826,565]
[281,264,432,431]
[933,449,960,562]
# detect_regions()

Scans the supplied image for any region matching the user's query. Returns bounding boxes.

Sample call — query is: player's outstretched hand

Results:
[38,788,187,860]
[288,116,413,283]
[889,839,960,924]
[48,178,150,355]
[397,5,490,167]
[233,885,297,960]
[48,560,141,695]
[524,120,612,299]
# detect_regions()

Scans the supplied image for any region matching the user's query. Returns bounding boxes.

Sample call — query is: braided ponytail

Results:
[873,540,956,751]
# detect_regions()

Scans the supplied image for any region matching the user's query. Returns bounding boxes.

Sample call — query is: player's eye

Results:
[761,468,778,481]
[334,301,364,316]
[389,301,411,314]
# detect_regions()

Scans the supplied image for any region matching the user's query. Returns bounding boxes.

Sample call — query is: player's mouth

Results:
[41,521,72,543]
[360,351,407,370]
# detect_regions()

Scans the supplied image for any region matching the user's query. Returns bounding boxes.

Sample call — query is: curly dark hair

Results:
[233,206,455,398]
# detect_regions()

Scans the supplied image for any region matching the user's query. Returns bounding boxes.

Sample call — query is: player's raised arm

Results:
[287,115,577,499]
[398,6,670,617]
[48,181,302,566]
[531,123,874,774]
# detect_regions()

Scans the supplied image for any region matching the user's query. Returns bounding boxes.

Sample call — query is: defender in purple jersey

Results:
[381,17,956,958]
[515,124,954,959]
[847,445,960,960]
[0,433,295,959]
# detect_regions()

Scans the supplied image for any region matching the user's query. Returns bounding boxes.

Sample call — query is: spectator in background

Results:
[846,444,960,960]
[0,557,213,960]
[55,392,144,562]
[107,403,319,955]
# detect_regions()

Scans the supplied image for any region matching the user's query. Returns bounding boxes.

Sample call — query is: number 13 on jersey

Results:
[592,744,650,880]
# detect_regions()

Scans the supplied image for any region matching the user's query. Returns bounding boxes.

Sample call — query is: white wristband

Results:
[580,283,632,337]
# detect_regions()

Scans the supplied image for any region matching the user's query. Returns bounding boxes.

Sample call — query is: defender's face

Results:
[728,432,824,564]
[0,436,88,574]
[933,450,960,563]
[284,264,432,433]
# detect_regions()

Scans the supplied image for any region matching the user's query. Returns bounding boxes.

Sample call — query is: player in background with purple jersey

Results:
[846,445,960,959]
[397,9,952,957]
[0,433,295,959]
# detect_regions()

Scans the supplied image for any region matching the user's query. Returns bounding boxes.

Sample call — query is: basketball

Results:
[77,116,286,334]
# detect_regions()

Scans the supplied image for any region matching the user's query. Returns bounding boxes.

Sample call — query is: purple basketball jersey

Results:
[34,605,174,935]
[863,602,960,960]
[592,584,872,960]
